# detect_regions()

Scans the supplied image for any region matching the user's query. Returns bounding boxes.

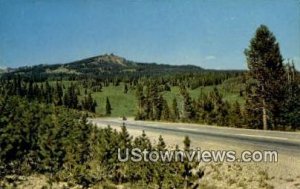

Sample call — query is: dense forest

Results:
[0,25,299,188]
[0,95,206,188]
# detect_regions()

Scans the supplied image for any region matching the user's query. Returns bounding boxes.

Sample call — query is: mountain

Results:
[2,54,204,79]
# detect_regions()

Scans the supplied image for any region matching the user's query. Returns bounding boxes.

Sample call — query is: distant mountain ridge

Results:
[67,53,133,67]
[2,53,204,79]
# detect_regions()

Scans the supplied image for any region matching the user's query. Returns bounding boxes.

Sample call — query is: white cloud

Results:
[204,55,216,60]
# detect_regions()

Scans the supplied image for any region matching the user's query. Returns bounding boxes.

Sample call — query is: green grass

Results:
[46,80,244,117]
[90,83,244,117]
[92,84,137,117]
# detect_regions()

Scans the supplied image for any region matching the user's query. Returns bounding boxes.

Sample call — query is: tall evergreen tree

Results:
[119,124,132,149]
[283,62,300,130]
[244,25,286,130]
[45,81,53,104]
[149,83,163,120]
[180,86,195,121]
[64,83,79,109]
[135,84,146,119]
[105,97,112,115]
[27,80,34,100]
[161,99,170,121]
[229,101,243,127]
[209,88,229,126]
[82,93,97,113]
[172,98,180,120]
[54,81,63,106]
[182,136,192,189]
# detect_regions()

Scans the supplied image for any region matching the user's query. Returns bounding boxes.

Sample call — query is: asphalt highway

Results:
[90,118,300,155]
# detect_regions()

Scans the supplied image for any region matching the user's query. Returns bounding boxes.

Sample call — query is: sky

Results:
[0,0,299,70]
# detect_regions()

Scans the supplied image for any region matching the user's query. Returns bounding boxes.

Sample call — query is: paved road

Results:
[89,118,300,155]
[90,118,300,187]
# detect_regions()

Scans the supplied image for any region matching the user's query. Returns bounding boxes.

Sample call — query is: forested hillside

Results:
[1,54,205,81]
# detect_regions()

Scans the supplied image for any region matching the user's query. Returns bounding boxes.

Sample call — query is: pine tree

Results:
[229,101,243,127]
[180,86,195,121]
[172,98,180,120]
[38,109,66,174]
[244,25,286,130]
[154,135,167,189]
[209,88,229,126]
[157,135,166,151]
[54,81,63,106]
[45,81,53,104]
[70,84,79,109]
[143,85,153,120]
[119,124,132,149]
[283,62,300,130]
[82,93,97,113]
[161,99,171,121]
[133,130,152,150]
[183,135,191,151]
[64,83,79,109]
[135,84,146,119]
[105,97,112,115]
[124,83,128,94]
[63,90,70,108]
[27,80,34,100]
[76,114,92,164]
[149,83,163,120]
[182,136,192,189]
[199,93,214,124]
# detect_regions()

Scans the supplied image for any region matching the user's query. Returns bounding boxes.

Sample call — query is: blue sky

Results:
[0,0,299,69]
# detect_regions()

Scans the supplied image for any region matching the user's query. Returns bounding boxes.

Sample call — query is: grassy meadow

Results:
[89,81,244,117]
